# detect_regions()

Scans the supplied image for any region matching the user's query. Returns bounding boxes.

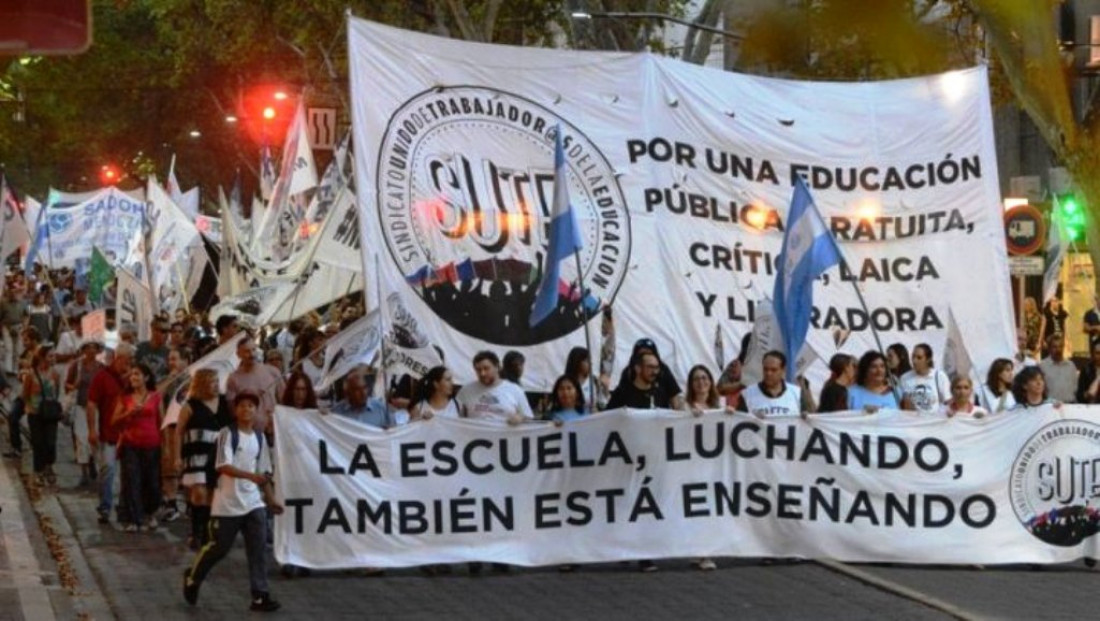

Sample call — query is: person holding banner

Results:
[1011,367,1058,410]
[981,358,1017,413]
[885,343,911,384]
[736,351,804,419]
[681,365,721,417]
[409,366,459,421]
[457,351,533,424]
[941,375,987,418]
[818,354,856,413]
[847,351,900,412]
[615,339,683,405]
[329,370,393,429]
[280,372,318,411]
[547,375,587,424]
[563,347,594,413]
[177,369,233,549]
[898,344,951,415]
[607,351,675,412]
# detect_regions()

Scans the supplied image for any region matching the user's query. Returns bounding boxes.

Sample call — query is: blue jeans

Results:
[96,443,118,514]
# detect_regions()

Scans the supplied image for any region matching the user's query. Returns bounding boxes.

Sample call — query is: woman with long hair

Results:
[899,343,951,414]
[885,343,911,382]
[176,368,232,547]
[847,351,899,412]
[681,365,720,416]
[24,346,61,487]
[410,366,460,420]
[113,363,163,533]
[1022,296,1042,356]
[547,375,587,424]
[280,371,318,409]
[564,347,594,411]
[818,354,855,413]
[981,358,1016,413]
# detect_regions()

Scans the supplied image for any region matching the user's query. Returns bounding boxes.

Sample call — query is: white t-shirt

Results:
[742,382,801,417]
[421,399,461,419]
[899,369,950,414]
[211,427,272,517]
[979,384,1016,413]
[457,380,533,421]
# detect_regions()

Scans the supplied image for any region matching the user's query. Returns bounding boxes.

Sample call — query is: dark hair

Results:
[472,350,500,368]
[827,353,855,379]
[564,347,590,379]
[169,346,192,364]
[417,365,451,403]
[502,351,525,383]
[233,391,261,408]
[685,365,720,408]
[985,358,1014,396]
[549,374,585,412]
[912,343,934,368]
[214,314,238,335]
[886,343,911,376]
[280,371,318,409]
[1012,366,1047,405]
[762,350,786,368]
[133,363,156,390]
[856,351,888,387]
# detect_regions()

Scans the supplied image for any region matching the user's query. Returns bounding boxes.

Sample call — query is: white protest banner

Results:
[0,180,30,260]
[313,189,361,269]
[81,310,107,344]
[318,309,382,391]
[275,405,1100,568]
[349,19,1015,390]
[195,214,222,244]
[115,267,152,342]
[253,101,318,262]
[31,187,146,273]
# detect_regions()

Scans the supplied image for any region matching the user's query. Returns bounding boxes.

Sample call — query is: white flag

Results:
[318,309,382,391]
[0,179,31,261]
[942,309,973,380]
[116,267,152,342]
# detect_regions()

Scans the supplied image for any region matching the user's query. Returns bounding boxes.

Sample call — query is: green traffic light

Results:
[1063,196,1079,213]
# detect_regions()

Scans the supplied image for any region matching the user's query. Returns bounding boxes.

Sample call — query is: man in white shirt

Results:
[1039,333,1078,403]
[456,351,533,424]
[183,392,283,612]
[737,351,804,418]
[1013,331,1038,375]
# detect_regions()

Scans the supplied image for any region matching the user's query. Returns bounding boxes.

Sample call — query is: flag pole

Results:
[573,252,598,413]
[374,252,391,413]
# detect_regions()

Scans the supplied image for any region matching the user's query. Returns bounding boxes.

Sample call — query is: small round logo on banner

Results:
[1010,420,1100,546]
[375,86,631,346]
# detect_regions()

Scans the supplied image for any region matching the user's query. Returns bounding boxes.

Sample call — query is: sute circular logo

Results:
[375,86,631,346]
[1010,420,1100,546]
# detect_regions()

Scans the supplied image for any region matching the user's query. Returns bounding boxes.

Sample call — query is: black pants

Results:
[187,508,270,597]
[28,414,57,474]
[7,397,24,452]
[119,446,160,526]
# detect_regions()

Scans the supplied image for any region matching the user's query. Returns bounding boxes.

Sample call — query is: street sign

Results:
[0,0,92,56]
[307,107,337,150]
[1004,204,1046,256]
[1009,255,1045,276]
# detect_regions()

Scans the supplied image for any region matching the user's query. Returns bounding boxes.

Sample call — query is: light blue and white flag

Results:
[530,126,584,327]
[773,177,841,381]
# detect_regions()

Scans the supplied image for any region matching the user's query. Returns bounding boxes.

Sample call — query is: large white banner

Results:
[349,19,1014,390]
[32,187,146,273]
[115,267,152,341]
[274,406,1100,568]
[147,176,203,314]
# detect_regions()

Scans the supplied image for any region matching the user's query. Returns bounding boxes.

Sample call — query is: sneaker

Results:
[183,569,200,605]
[146,517,159,531]
[697,558,717,571]
[639,560,659,573]
[123,524,139,533]
[250,594,281,612]
[96,508,110,524]
[161,506,181,523]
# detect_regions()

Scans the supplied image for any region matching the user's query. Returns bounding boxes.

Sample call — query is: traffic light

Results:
[239,84,294,145]
[1057,193,1086,243]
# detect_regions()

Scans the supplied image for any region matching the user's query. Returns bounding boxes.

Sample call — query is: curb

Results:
[815,559,984,621]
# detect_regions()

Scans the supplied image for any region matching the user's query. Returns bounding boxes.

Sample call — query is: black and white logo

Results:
[376,86,630,345]
[1010,420,1100,546]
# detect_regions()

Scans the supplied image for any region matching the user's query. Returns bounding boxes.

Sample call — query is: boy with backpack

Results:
[183,391,283,612]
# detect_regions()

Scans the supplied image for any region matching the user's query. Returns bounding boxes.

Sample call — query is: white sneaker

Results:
[146,517,158,531]
[697,558,717,571]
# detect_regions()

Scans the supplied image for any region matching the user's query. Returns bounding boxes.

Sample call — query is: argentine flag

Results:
[773,177,842,381]
[530,126,584,327]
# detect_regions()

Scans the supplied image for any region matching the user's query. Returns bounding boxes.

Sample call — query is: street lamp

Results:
[570,11,743,42]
